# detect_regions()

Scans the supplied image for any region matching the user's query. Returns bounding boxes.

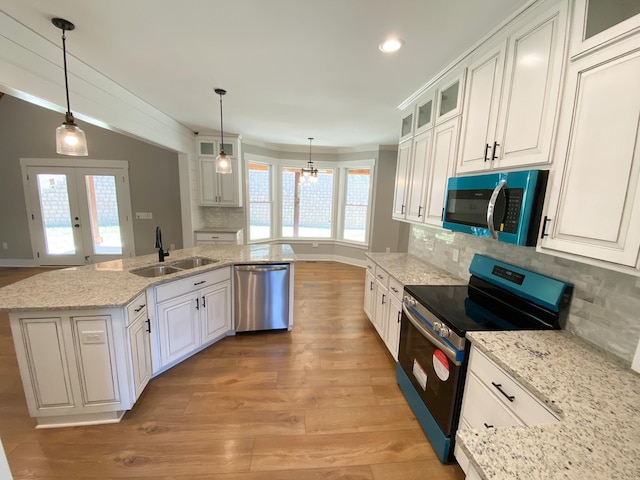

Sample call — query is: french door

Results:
[22,159,135,266]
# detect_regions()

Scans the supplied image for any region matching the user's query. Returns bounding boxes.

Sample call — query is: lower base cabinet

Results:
[455,345,559,476]
[150,267,233,374]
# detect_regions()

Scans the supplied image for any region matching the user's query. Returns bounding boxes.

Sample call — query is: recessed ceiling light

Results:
[379,37,404,53]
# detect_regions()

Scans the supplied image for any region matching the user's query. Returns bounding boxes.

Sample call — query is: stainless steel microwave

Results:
[442,170,548,246]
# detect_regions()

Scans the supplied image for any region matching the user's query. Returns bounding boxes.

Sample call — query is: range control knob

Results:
[439,326,451,338]
[403,296,416,307]
[432,321,442,333]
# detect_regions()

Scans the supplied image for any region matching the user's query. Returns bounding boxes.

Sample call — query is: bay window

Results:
[281,167,334,238]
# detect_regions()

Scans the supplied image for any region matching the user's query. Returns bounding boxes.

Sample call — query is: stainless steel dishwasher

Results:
[234,264,290,332]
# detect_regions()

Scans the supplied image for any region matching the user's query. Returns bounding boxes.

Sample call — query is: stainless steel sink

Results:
[170,257,219,270]
[131,265,182,277]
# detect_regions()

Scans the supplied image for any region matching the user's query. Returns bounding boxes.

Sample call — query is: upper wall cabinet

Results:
[399,112,415,143]
[456,0,568,174]
[392,138,412,220]
[434,70,465,126]
[570,0,640,59]
[198,136,243,207]
[538,34,640,269]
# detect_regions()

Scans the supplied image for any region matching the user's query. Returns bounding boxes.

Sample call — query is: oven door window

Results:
[398,313,462,436]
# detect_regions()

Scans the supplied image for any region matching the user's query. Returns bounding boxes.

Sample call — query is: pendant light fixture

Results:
[52,17,88,156]
[300,137,318,185]
[214,88,232,174]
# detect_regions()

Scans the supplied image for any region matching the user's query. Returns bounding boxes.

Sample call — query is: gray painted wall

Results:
[0,94,183,262]
[408,224,640,364]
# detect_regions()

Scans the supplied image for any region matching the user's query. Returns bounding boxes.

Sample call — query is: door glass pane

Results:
[85,175,122,255]
[282,167,333,238]
[248,163,271,241]
[343,168,371,243]
[36,174,75,255]
[585,0,640,39]
[439,82,459,117]
[417,100,433,129]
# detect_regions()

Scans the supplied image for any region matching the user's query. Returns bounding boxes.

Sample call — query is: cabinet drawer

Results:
[195,232,237,242]
[461,371,524,430]
[388,277,403,299]
[365,258,376,273]
[126,292,147,326]
[469,347,558,425]
[155,268,231,303]
[374,266,389,287]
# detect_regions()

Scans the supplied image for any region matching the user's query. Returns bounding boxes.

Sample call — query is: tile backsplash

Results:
[408,224,640,365]
[200,207,245,229]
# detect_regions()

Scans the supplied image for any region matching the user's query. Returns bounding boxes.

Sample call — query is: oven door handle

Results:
[487,179,507,239]
[402,304,463,366]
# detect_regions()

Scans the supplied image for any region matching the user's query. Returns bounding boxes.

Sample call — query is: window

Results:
[281,167,334,238]
[341,168,371,243]
[248,162,272,241]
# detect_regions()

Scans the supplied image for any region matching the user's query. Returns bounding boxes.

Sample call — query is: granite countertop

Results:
[0,244,295,312]
[458,330,640,479]
[365,252,465,286]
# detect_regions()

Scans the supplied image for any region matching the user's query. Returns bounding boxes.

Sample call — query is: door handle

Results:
[492,141,500,160]
[484,143,490,162]
[145,319,151,333]
[202,296,206,308]
[195,298,199,310]
[487,179,507,239]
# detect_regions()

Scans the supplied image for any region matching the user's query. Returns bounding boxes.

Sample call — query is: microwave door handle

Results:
[487,179,507,239]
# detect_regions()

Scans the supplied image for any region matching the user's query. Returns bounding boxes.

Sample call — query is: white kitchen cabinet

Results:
[414,91,435,135]
[539,34,640,268]
[194,230,243,245]
[9,308,133,427]
[365,260,403,360]
[457,0,568,174]
[455,345,558,475]
[198,137,243,207]
[200,281,232,344]
[405,130,432,223]
[423,116,460,226]
[434,70,465,126]
[392,139,412,220]
[363,260,376,320]
[127,307,152,402]
[151,267,232,373]
[399,111,415,143]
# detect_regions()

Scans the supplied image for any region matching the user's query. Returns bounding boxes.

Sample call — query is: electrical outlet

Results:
[312,242,319,248]
[385,247,391,253]
[452,248,459,262]
[425,239,435,251]
[147,212,153,219]
[170,243,175,251]
[1,242,7,250]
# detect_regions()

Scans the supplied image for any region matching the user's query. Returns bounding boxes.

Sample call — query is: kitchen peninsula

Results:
[0,244,295,428]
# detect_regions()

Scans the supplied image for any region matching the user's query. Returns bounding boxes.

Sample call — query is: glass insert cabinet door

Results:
[25,165,134,266]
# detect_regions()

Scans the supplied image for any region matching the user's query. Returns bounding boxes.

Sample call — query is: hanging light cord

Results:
[60,29,72,118]
[219,93,225,154]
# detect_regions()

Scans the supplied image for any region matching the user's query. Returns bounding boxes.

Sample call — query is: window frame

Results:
[245,158,274,243]
[244,153,375,246]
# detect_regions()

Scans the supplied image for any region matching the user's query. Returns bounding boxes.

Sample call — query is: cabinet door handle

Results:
[145,319,151,333]
[401,204,405,214]
[194,280,206,286]
[492,141,500,160]
[484,143,490,162]
[381,294,386,305]
[377,274,384,279]
[397,311,402,323]
[134,304,146,313]
[195,298,199,310]
[491,382,515,402]
[370,281,374,291]
[391,287,399,293]
[483,422,494,429]
[540,216,551,239]
[202,296,206,308]
[418,206,423,218]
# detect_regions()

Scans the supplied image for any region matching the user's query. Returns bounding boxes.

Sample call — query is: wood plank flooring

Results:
[0,262,465,479]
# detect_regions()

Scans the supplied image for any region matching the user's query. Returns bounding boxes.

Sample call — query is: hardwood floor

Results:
[0,262,465,479]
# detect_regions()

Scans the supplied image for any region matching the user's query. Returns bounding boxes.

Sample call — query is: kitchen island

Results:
[457,330,640,479]
[0,244,295,428]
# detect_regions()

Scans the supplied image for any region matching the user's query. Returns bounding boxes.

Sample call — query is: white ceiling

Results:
[0,0,530,149]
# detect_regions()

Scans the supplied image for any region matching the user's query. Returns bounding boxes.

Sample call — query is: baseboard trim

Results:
[0,259,38,267]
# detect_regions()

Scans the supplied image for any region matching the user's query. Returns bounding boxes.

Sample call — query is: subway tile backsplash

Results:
[408,224,640,364]
[200,207,245,229]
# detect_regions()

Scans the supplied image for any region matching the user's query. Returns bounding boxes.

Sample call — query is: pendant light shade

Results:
[300,137,318,185]
[52,17,88,156]
[214,88,232,174]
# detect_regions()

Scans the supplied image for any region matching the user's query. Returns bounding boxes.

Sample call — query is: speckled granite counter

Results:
[0,244,295,312]
[365,252,464,286]
[458,330,640,479]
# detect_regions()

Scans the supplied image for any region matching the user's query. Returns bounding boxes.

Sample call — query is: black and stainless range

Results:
[396,254,573,463]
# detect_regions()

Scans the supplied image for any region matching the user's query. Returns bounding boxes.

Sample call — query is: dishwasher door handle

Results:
[235,265,289,273]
